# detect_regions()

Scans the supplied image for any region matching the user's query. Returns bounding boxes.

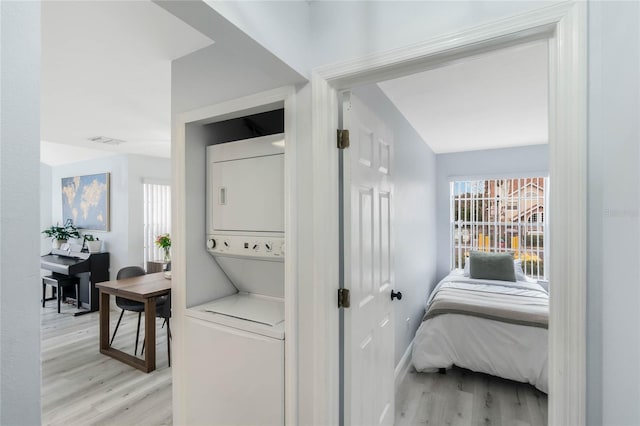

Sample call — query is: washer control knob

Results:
[224,240,231,248]
[252,242,261,251]
[265,242,273,252]
[206,238,216,249]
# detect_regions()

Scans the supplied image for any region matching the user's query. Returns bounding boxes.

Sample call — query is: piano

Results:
[41,249,110,316]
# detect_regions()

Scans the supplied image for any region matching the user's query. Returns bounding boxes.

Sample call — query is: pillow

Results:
[464,255,525,281]
[468,251,516,282]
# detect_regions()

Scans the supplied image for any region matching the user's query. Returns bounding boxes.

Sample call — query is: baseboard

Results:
[394,339,414,391]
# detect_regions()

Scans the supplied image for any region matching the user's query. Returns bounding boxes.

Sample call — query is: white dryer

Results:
[185,133,286,426]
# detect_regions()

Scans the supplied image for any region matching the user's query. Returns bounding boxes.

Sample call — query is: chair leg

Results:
[57,285,62,314]
[42,282,46,308]
[110,309,125,346]
[134,312,142,356]
[167,318,171,367]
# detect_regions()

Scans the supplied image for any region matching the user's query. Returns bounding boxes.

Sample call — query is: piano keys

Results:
[41,249,110,316]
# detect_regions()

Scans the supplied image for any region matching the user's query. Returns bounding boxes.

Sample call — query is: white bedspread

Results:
[412,271,549,393]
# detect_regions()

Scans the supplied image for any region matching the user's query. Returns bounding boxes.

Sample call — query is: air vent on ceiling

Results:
[88,136,125,145]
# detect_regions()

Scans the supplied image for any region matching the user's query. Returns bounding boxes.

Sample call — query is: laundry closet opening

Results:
[179,103,288,426]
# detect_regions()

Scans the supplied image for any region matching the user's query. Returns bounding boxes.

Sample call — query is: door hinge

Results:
[337,129,350,149]
[338,288,351,308]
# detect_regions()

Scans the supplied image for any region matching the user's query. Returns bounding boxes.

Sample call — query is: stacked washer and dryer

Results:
[185,133,286,425]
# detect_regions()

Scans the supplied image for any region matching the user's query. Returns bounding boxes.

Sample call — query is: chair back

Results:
[156,292,171,319]
[117,266,145,280]
[115,266,146,310]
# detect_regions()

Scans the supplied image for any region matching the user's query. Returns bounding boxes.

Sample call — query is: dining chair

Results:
[141,292,172,367]
[110,266,167,356]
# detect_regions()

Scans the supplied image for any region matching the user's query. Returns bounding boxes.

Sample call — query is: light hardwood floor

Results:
[395,367,548,426]
[43,301,547,426]
[41,301,172,426]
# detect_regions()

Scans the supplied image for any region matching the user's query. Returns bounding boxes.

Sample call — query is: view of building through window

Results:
[451,177,547,279]
[143,182,171,267]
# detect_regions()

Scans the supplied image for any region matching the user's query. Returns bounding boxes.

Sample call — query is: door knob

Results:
[391,290,402,301]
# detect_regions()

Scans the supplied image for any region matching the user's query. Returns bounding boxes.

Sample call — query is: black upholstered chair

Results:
[110,266,167,356]
[142,292,172,367]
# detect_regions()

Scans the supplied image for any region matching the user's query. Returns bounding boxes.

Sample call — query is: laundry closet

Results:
[180,107,286,426]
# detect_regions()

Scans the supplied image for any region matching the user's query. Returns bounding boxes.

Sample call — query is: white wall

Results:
[204,1,310,78]
[40,163,53,256]
[435,145,549,280]
[589,2,640,425]
[0,2,41,424]
[352,84,437,366]
[48,154,170,278]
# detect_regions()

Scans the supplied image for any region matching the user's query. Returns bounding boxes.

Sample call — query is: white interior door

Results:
[342,91,394,426]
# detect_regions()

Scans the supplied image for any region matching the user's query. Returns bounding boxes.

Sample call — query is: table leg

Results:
[144,297,156,372]
[99,291,110,351]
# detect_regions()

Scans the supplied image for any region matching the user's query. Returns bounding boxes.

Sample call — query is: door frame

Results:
[171,86,298,425]
[310,2,587,425]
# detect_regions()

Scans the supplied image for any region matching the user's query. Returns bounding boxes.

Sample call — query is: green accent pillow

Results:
[469,251,516,282]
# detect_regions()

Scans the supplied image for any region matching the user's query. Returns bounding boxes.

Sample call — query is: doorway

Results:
[311,3,587,425]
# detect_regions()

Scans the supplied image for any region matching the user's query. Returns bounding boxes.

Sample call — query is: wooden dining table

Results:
[96,272,171,373]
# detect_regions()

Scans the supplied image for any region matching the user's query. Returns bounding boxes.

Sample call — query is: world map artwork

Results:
[61,173,110,231]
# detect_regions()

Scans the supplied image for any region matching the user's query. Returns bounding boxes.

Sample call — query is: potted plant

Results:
[155,233,171,264]
[42,220,80,249]
[83,234,102,253]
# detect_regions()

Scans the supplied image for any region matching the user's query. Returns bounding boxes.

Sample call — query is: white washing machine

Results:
[184,134,286,425]
[185,291,284,426]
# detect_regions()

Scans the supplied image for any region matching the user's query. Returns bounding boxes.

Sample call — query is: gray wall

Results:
[352,84,437,366]
[435,145,549,280]
[588,2,640,424]
[0,2,41,424]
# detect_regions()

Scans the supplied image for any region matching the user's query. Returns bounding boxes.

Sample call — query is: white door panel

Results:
[342,92,394,426]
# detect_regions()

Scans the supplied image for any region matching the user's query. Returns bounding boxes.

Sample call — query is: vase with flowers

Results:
[155,233,171,265]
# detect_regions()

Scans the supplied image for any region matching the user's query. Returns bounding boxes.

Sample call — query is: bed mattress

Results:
[412,270,549,393]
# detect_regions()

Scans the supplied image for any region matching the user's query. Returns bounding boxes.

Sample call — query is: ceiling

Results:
[41,3,547,165]
[378,40,548,154]
[41,1,214,166]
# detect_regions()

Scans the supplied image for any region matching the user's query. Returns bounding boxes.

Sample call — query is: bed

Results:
[411,265,549,393]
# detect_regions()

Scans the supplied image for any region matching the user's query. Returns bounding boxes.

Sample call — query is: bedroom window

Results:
[143,181,171,267]
[450,177,548,279]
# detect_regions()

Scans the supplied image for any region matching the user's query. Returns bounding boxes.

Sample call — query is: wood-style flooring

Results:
[41,301,172,426]
[395,367,548,426]
[43,301,547,426]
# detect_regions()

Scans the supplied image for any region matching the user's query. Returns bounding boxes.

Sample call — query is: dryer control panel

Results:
[206,234,285,260]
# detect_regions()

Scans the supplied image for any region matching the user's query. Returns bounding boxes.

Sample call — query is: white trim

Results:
[394,341,414,393]
[311,2,586,425]
[311,72,341,426]
[446,170,550,182]
[172,86,298,425]
[141,177,171,185]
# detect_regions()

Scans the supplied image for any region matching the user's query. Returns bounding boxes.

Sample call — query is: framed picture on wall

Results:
[61,172,110,231]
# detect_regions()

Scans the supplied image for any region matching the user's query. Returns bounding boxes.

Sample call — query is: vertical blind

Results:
[450,177,548,279]
[143,182,171,267]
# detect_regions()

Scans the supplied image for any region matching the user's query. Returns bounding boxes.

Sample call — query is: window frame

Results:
[450,176,548,280]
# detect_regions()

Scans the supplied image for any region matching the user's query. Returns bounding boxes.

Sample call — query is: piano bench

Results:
[42,275,80,314]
